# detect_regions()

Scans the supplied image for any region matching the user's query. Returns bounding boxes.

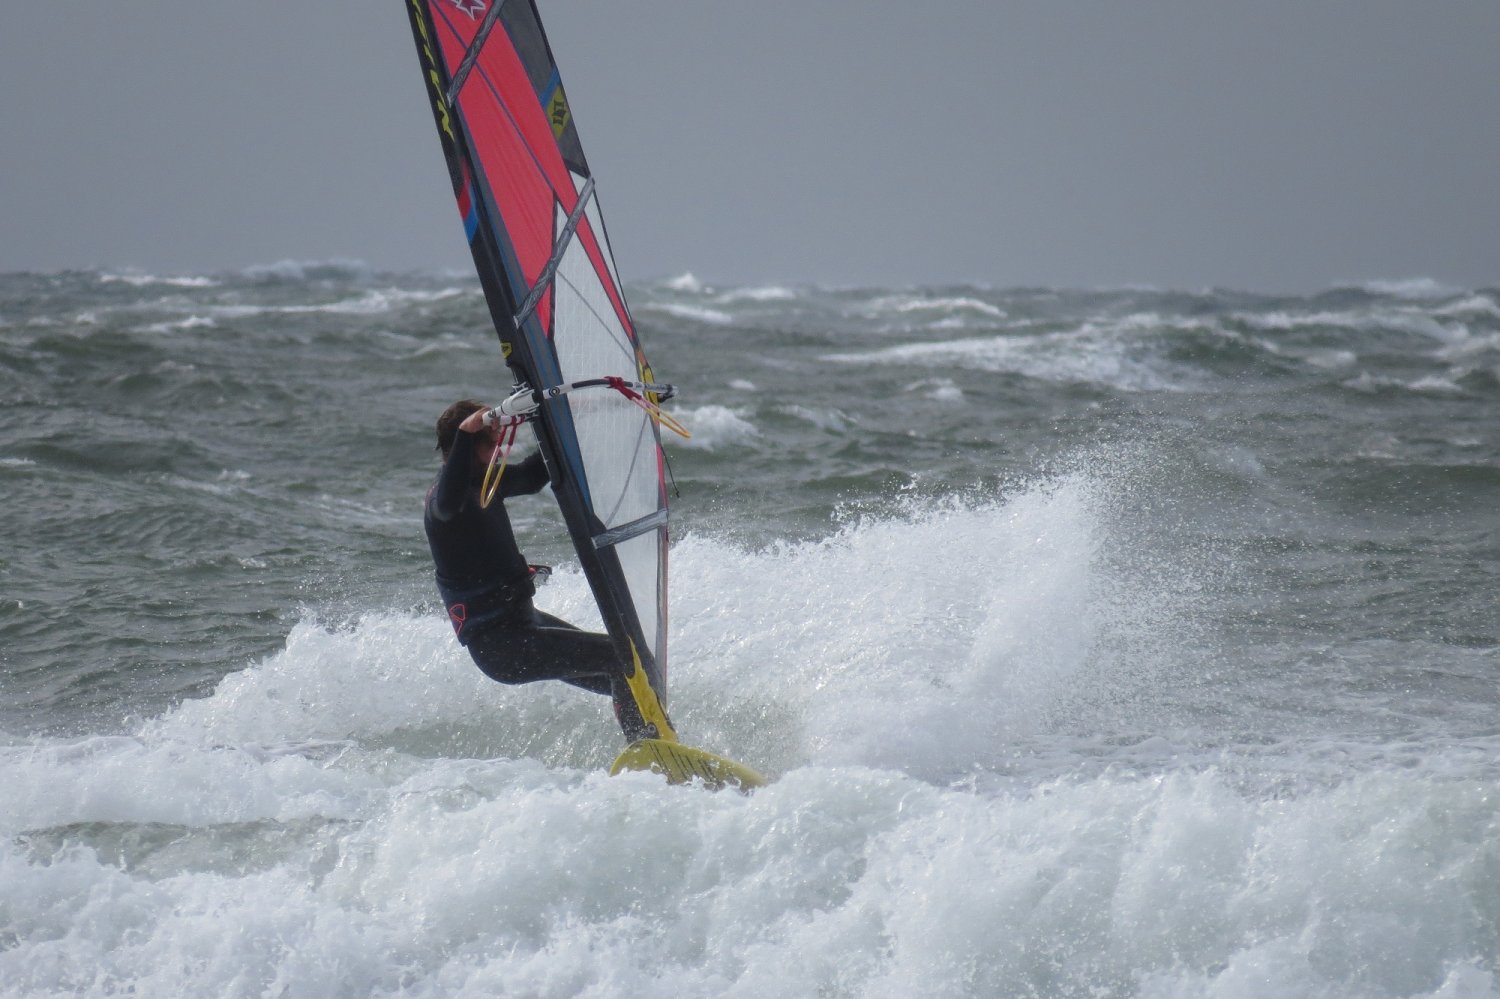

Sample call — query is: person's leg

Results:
[465,610,654,741]
[467,623,615,692]
[529,612,656,740]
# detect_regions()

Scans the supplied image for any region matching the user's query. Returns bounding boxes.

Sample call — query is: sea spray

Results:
[3,269,1498,996]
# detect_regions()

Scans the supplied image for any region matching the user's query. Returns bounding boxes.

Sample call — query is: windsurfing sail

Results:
[404,0,672,734]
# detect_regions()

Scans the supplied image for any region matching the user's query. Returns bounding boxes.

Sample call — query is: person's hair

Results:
[436,399,486,459]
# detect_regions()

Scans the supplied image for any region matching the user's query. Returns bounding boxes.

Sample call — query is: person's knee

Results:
[466,633,535,685]
[476,661,530,685]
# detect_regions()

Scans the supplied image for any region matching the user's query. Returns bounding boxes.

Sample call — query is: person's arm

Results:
[500,449,550,498]
[428,429,476,521]
[461,403,551,498]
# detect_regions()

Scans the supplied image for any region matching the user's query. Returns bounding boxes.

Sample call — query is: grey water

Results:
[2,265,1498,997]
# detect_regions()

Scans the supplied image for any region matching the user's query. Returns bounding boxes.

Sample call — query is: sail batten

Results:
[514,175,596,329]
[593,509,670,550]
[444,0,509,104]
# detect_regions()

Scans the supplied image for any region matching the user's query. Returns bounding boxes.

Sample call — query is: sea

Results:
[1,263,1498,997]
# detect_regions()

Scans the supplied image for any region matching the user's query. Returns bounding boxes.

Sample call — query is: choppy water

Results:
[2,264,1498,997]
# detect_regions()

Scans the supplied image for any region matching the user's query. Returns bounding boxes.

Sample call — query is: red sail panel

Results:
[428,4,632,340]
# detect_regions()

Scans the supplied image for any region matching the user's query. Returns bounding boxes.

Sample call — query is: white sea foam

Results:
[824,326,1183,393]
[779,404,852,431]
[670,405,758,450]
[1435,331,1500,362]
[904,377,965,401]
[141,315,217,334]
[5,482,1499,996]
[165,468,254,499]
[864,294,1007,319]
[1397,315,1471,345]
[1408,375,1466,395]
[851,294,1009,333]
[1237,307,1469,345]
[663,272,705,293]
[100,271,219,288]
[641,301,735,326]
[240,258,374,282]
[1358,277,1463,300]
[407,332,488,359]
[6,748,1498,998]
[712,285,796,304]
[201,286,468,321]
[1239,309,1370,332]
[1435,294,1500,320]
[1302,349,1358,369]
[1343,371,1468,396]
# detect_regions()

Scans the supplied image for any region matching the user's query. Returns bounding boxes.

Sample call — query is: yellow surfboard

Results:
[611,738,766,792]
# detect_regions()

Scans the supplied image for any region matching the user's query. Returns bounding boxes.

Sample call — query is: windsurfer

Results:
[424,399,649,739]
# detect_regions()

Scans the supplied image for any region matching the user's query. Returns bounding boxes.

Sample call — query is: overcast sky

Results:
[2,2,1496,292]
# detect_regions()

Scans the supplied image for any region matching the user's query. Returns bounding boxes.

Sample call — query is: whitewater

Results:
[1,266,1497,997]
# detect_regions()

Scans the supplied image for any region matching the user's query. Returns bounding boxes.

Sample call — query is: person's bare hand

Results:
[459,407,494,434]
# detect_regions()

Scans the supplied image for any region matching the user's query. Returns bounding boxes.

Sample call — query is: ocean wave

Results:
[903,377,966,402]
[863,293,1007,320]
[670,404,758,450]
[661,272,705,293]
[4,750,1497,998]
[1238,309,1372,332]
[1354,277,1466,300]
[237,258,376,283]
[711,285,797,304]
[99,271,220,289]
[6,564,1496,999]
[1239,305,1478,353]
[1435,294,1500,320]
[1435,331,1500,363]
[1299,348,1359,370]
[139,315,217,334]
[4,462,1498,996]
[778,403,853,431]
[638,301,735,325]
[198,285,470,321]
[823,329,1186,393]
[1342,371,1468,396]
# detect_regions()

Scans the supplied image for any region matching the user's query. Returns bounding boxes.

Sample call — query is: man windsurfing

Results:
[424,399,649,740]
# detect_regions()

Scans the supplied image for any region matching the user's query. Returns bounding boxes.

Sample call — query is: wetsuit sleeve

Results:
[500,450,550,498]
[428,430,476,522]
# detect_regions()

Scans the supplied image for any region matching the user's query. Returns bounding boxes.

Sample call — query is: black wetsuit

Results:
[424,429,625,701]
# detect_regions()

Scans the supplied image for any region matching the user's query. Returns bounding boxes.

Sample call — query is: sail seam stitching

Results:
[552,268,635,360]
